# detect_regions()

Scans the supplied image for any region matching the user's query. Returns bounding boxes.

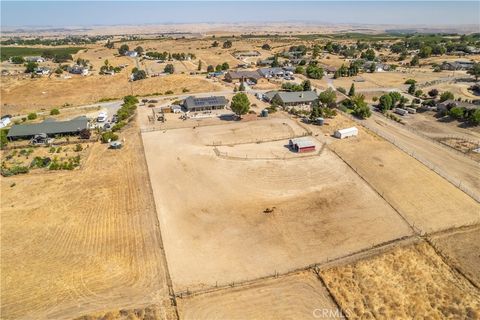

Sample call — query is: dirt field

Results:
[142,118,412,292]
[327,115,480,233]
[0,123,174,320]
[178,271,341,319]
[321,241,480,319]
[1,74,224,115]
[430,226,480,287]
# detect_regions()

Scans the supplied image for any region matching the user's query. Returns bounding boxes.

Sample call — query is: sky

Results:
[1,1,479,28]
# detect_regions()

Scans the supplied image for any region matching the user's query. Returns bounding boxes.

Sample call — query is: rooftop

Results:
[184,96,228,110]
[7,116,89,138]
[274,91,318,104]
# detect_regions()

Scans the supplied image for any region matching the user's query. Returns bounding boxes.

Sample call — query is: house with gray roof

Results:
[271,91,318,107]
[7,116,89,140]
[183,96,228,112]
[224,70,265,84]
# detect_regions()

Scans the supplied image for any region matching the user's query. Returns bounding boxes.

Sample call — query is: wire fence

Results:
[339,111,480,203]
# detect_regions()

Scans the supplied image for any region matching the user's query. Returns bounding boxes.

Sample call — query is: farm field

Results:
[177,271,341,319]
[321,241,480,319]
[1,74,224,115]
[0,123,175,320]
[430,226,480,287]
[142,118,413,292]
[327,114,480,233]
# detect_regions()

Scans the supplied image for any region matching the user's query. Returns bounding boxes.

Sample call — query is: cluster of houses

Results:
[440,60,475,71]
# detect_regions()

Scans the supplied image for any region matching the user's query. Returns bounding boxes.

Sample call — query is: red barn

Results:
[289,138,316,153]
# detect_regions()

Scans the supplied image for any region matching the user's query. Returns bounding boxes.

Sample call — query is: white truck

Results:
[97,112,108,122]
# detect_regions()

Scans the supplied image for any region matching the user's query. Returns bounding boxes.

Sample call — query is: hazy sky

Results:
[1,1,479,27]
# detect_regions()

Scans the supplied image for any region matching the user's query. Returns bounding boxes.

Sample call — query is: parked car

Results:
[112,114,118,123]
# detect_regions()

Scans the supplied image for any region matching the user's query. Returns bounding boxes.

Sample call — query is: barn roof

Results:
[7,116,89,138]
[290,138,315,148]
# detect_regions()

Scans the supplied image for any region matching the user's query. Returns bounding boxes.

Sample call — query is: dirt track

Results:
[142,119,412,293]
[0,123,174,320]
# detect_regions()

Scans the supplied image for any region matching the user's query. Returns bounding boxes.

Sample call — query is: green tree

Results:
[428,89,439,98]
[379,94,393,111]
[418,46,432,58]
[134,46,144,54]
[351,95,371,119]
[295,66,304,74]
[348,83,355,97]
[27,113,37,120]
[207,65,214,73]
[211,41,219,47]
[239,81,246,92]
[439,91,454,102]
[164,64,175,74]
[449,107,464,119]
[306,65,324,79]
[25,62,38,73]
[230,93,250,118]
[318,88,337,106]
[310,100,321,120]
[362,48,376,61]
[223,40,233,49]
[302,79,312,91]
[50,108,60,115]
[271,55,280,67]
[215,64,223,72]
[118,44,129,55]
[408,83,416,95]
[467,62,480,81]
[262,44,271,50]
[469,109,480,125]
[10,56,24,64]
[410,55,419,67]
[133,70,147,81]
[369,63,376,73]
[221,62,229,70]
[198,60,202,71]
[388,91,402,106]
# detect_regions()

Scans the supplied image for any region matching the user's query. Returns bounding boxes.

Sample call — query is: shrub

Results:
[111,121,127,132]
[337,87,347,95]
[165,90,174,95]
[50,108,60,115]
[74,144,83,152]
[27,113,37,120]
[0,129,9,149]
[182,88,189,93]
[101,131,118,143]
[30,156,51,168]
[1,165,29,177]
[404,79,416,85]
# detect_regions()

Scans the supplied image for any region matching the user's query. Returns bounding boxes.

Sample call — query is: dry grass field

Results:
[430,226,480,287]
[0,123,175,320]
[327,115,480,233]
[177,271,341,320]
[321,241,480,319]
[1,74,224,115]
[142,118,412,292]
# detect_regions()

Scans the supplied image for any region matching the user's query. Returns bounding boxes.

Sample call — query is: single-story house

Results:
[183,96,228,112]
[322,65,338,74]
[124,51,138,57]
[7,116,89,140]
[363,61,390,72]
[436,99,479,112]
[272,91,318,107]
[24,56,45,63]
[440,61,474,71]
[257,59,274,66]
[263,91,278,102]
[69,65,89,76]
[289,138,316,153]
[224,70,266,84]
[235,50,261,58]
[257,67,286,78]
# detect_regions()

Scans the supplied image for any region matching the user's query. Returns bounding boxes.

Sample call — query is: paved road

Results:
[364,112,480,200]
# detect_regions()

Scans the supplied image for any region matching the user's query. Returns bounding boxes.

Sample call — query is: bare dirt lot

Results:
[326,115,480,233]
[177,271,341,320]
[142,118,412,293]
[0,123,174,320]
[430,226,480,287]
[321,241,480,319]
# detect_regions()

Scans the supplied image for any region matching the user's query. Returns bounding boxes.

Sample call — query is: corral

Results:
[142,118,413,293]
